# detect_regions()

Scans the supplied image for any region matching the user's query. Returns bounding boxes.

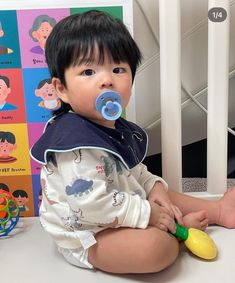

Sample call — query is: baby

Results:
[31,10,235,274]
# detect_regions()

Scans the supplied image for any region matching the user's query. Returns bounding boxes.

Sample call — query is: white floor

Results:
[1,217,235,283]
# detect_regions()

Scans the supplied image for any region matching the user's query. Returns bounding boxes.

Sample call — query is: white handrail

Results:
[207,0,230,194]
[159,0,182,191]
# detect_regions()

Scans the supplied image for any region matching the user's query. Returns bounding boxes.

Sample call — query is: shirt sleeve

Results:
[134,162,168,196]
[56,149,150,230]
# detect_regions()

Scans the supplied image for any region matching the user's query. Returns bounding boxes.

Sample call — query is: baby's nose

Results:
[100,74,113,89]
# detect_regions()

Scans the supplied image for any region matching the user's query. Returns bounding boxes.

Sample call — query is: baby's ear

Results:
[52,78,70,103]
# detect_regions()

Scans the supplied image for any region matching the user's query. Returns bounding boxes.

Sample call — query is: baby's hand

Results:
[149,200,176,233]
[148,182,184,227]
[148,182,174,215]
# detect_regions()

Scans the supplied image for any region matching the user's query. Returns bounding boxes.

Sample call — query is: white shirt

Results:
[39,148,168,250]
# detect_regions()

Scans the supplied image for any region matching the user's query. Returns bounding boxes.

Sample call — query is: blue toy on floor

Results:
[0,189,20,237]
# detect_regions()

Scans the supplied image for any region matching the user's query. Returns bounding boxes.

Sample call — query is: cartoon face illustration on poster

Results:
[0,10,21,68]
[29,15,56,55]
[0,75,17,111]
[0,131,17,163]
[17,9,69,68]
[35,78,61,110]
[0,21,13,55]
[23,68,57,122]
[0,176,35,217]
[13,189,29,212]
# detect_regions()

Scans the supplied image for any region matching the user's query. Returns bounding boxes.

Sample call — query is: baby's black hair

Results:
[45,10,142,114]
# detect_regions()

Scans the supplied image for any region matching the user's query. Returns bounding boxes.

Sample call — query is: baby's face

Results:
[54,50,133,128]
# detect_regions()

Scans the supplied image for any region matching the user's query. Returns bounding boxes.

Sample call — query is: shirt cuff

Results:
[135,199,151,229]
[121,196,150,229]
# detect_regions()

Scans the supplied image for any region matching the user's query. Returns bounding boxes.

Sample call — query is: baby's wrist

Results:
[150,181,165,195]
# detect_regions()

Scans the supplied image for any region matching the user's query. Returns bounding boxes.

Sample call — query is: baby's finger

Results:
[161,206,174,218]
[158,223,168,232]
[156,199,174,218]
[171,205,184,226]
[159,214,176,234]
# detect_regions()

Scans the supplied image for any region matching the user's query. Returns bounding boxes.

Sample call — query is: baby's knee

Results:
[144,229,179,272]
[159,234,179,267]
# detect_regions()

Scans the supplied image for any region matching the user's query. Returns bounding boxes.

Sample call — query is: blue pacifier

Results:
[95,90,122,120]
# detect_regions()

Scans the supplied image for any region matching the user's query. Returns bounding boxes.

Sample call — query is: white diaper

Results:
[58,246,94,269]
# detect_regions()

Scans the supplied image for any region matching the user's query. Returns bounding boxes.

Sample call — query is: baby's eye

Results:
[113,67,125,74]
[81,69,95,76]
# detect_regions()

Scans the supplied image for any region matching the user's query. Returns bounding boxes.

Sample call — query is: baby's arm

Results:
[57,149,150,230]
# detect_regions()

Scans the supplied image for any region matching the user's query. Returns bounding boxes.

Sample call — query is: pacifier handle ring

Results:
[101,101,122,121]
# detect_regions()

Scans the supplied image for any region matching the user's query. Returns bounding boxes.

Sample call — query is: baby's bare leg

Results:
[168,189,219,224]
[168,187,235,228]
[88,226,179,274]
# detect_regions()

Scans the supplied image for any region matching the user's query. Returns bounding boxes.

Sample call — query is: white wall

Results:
[133,0,235,155]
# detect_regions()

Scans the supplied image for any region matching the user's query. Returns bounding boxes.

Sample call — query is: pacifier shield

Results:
[95,90,122,121]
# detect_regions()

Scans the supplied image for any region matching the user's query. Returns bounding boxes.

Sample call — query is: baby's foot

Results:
[183,210,208,230]
[217,187,235,228]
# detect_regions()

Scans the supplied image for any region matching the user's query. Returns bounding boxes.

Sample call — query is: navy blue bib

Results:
[30,112,148,169]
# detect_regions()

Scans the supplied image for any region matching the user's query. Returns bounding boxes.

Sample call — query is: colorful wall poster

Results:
[27,122,44,175]
[0,5,123,217]
[0,175,35,217]
[23,68,54,123]
[17,9,70,69]
[0,123,31,176]
[71,6,123,18]
[0,68,26,124]
[0,10,21,68]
